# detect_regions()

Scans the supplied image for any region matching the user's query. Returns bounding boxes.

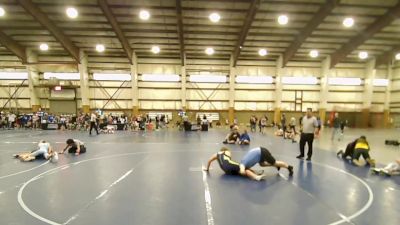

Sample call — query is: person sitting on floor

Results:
[239,130,250,145]
[223,126,240,144]
[203,147,266,181]
[337,136,375,167]
[372,159,400,176]
[284,126,294,139]
[59,139,87,156]
[13,140,56,162]
[239,146,294,177]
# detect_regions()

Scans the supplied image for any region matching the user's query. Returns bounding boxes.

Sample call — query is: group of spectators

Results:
[0,111,171,132]
[0,111,41,129]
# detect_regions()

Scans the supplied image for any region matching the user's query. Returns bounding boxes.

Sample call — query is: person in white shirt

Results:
[13,140,55,161]
[60,116,67,130]
[297,108,319,161]
[372,159,400,176]
[89,112,99,135]
[32,114,39,129]
[8,113,16,128]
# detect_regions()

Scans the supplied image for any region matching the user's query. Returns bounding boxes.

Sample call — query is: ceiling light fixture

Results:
[139,10,150,20]
[343,17,354,28]
[39,43,49,51]
[205,47,214,55]
[395,53,400,60]
[0,7,5,17]
[96,44,105,52]
[278,15,289,25]
[358,51,368,59]
[66,7,78,19]
[209,12,221,23]
[151,46,160,54]
[258,48,267,56]
[309,50,319,58]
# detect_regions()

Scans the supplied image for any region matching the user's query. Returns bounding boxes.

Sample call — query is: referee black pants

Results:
[300,133,314,158]
[89,121,98,135]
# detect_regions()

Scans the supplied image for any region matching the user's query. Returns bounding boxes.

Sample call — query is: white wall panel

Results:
[140,101,181,110]
[90,88,131,99]
[235,66,276,76]
[91,100,131,110]
[302,103,319,112]
[0,99,30,109]
[234,90,275,101]
[370,104,384,112]
[237,60,276,67]
[91,81,130,87]
[391,92,400,102]
[373,86,386,92]
[391,79,400,90]
[376,69,387,79]
[329,92,363,102]
[139,81,181,88]
[139,89,181,100]
[138,64,180,74]
[88,63,131,70]
[285,67,321,77]
[331,68,365,78]
[281,91,295,101]
[327,103,363,112]
[186,83,229,89]
[329,85,364,91]
[186,89,229,100]
[187,101,228,110]
[371,92,385,103]
[281,102,295,111]
[234,102,274,111]
[282,84,320,91]
[302,91,320,101]
[235,84,275,90]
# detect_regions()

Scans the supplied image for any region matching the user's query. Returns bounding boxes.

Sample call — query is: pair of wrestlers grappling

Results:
[204,146,293,181]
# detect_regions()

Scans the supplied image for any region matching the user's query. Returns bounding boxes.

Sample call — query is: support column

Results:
[26,50,40,112]
[274,55,283,124]
[384,63,392,128]
[131,52,139,115]
[181,65,187,111]
[319,56,330,125]
[362,59,376,128]
[228,56,235,123]
[78,50,90,113]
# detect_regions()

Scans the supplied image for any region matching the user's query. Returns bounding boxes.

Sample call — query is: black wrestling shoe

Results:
[306,157,311,161]
[337,150,343,157]
[222,140,228,144]
[288,165,294,176]
[296,155,304,159]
